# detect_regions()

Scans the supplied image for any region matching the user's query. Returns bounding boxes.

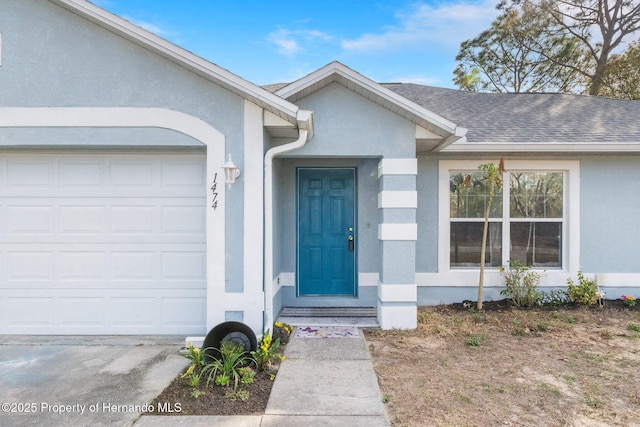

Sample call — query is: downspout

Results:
[263,110,313,331]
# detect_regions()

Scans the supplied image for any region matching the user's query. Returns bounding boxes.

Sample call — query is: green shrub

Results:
[499,260,542,307]
[201,339,255,390]
[566,272,600,305]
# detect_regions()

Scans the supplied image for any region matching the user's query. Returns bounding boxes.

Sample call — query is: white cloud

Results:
[342,0,499,52]
[267,28,334,57]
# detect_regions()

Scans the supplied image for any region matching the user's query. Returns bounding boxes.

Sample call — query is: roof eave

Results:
[276,61,459,139]
[442,142,640,152]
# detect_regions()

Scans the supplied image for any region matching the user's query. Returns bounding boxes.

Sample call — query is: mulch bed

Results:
[148,340,286,416]
[449,298,639,312]
[148,366,279,416]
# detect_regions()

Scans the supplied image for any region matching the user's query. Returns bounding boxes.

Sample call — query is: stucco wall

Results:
[580,155,640,273]
[0,0,250,294]
[286,83,416,158]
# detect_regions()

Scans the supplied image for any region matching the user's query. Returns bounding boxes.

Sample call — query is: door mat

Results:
[293,326,360,338]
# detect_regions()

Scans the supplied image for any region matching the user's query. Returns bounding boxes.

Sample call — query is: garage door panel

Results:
[7,161,51,187]
[111,206,156,234]
[111,251,156,279]
[5,297,54,326]
[59,205,106,233]
[7,205,54,234]
[7,251,54,280]
[58,297,105,326]
[162,160,205,187]
[59,252,105,279]
[162,252,206,279]
[59,161,103,187]
[0,152,207,334]
[162,297,206,327]
[111,161,154,187]
[162,206,205,234]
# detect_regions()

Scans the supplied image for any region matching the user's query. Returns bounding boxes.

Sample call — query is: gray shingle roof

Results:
[383,83,640,144]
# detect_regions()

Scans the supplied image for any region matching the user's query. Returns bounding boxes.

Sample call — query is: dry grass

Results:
[365,305,640,427]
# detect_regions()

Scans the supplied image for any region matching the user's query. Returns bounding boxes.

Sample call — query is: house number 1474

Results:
[211,173,218,210]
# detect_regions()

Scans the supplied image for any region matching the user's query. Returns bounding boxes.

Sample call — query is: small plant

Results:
[215,373,230,387]
[238,366,256,385]
[566,272,600,305]
[536,323,548,332]
[621,295,637,307]
[472,312,485,324]
[382,394,392,403]
[539,289,568,307]
[225,389,250,401]
[201,339,255,391]
[627,323,640,333]
[512,320,528,337]
[252,330,285,371]
[190,389,205,399]
[499,260,542,307]
[181,343,208,396]
[466,334,486,346]
[273,321,293,345]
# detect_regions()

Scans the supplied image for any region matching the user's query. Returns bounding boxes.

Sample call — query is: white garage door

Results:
[0,152,207,334]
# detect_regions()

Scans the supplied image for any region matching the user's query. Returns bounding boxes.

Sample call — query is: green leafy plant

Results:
[181,343,208,396]
[627,323,640,333]
[238,366,256,385]
[466,334,486,346]
[251,330,285,371]
[566,272,602,305]
[499,260,542,307]
[215,373,230,387]
[621,295,637,307]
[201,339,255,392]
[225,389,250,401]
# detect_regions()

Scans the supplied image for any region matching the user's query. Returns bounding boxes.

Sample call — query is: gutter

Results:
[263,110,314,332]
[431,126,468,152]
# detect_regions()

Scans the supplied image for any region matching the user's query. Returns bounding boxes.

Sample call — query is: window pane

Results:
[510,222,562,267]
[510,172,563,218]
[450,172,503,218]
[450,222,502,267]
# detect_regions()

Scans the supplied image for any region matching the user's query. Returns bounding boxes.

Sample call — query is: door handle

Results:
[348,235,354,252]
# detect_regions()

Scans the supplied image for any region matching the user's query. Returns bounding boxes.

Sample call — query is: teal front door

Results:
[297,168,356,296]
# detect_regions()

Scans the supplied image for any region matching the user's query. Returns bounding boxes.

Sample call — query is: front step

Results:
[277,307,379,328]
[279,306,376,317]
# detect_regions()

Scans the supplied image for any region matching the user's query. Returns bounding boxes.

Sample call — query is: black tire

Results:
[202,321,257,362]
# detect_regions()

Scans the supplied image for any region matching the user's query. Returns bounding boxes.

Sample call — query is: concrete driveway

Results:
[0,335,188,427]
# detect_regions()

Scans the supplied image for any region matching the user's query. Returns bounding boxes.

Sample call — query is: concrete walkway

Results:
[137,327,390,426]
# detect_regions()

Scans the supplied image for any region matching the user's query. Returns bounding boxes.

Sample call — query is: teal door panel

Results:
[297,168,356,296]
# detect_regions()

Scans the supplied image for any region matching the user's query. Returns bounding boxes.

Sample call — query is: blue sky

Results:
[92,0,500,88]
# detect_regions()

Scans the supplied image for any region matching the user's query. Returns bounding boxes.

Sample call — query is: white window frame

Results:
[439,160,580,276]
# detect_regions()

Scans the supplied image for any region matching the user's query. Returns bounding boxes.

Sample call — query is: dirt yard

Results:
[365,302,640,427]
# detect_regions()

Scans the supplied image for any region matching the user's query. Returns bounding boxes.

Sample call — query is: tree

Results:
[454,3,583,92]
[459,159,506,310]
[511,0,640,95]
[476,159,505,310]
[455,0,640,97]
[600,40,640,99]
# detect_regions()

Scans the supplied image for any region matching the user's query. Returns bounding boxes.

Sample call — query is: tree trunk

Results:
[477,199,493,310]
